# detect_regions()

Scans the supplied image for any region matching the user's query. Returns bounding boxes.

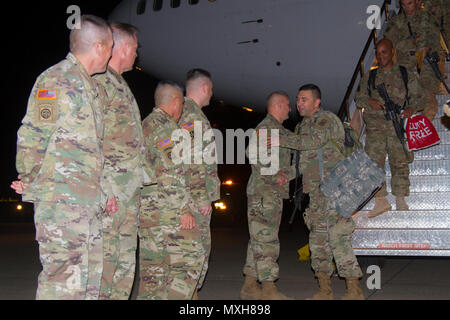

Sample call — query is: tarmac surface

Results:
[1,218,449,300]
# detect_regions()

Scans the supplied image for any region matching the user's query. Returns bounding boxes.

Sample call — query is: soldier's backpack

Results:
[318,117,385,218]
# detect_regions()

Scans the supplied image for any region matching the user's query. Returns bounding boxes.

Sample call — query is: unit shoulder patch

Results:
[315,116,331,130]
[36,89,58,123]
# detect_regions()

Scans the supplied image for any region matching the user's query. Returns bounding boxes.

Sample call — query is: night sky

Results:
[1,1,271,204]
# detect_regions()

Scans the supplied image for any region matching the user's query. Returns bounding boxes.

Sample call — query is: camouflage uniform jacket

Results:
[142,108,192,225]
[178,97,220,207]
[421,0,447,28]
[16,53,106,207]
[354,63,424,130]
[246,114,296,198]
[384,8,441,66]
[95,66,144,202]
[278,110,345,193]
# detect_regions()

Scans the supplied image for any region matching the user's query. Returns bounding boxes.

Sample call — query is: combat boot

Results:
[396,196,409,211]
[260,282,294,300]
[341,277,364,300]
[368,197,392,218]
[306,273,334,300]
[240,275,261,300]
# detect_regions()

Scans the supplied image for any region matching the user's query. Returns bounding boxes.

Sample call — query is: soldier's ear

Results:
[120,43,128,59]
[93,42,104,58]
[315,98,321,109]
[201,82,208,95]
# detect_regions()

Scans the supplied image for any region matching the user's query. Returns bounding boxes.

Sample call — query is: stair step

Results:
[412,144,450,160]
[352,230,450,254]
[436,131,450,143]
[353,248,450,256]
[353,210,450,229]
[385,159,450,176]
[360,192,450,210]
[384,175,450,193]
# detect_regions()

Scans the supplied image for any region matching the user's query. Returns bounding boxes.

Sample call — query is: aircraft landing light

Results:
[223,180,234,185]
[214,202,227,210]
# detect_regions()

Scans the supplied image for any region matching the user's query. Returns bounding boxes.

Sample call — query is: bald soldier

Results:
[138,81,205,300]
[241,92,295,300]
[12,15,113,299]
[95,23,144,300]
[178,68,220,299]
[384,0,442,120]
[355,39,423,217]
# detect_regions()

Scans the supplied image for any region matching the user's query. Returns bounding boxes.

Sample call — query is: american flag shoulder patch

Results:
[182,122,194,131]
[37,89,57,99]
[157,137,172,149]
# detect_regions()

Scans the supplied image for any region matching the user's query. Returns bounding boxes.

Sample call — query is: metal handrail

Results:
[337,0,392,121]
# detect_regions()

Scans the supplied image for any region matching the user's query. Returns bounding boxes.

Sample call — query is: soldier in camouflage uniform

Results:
[12,15,113,300]
[384,0,442,120]
[421,0,449,46]
[178,69,220,299]
[355,39,423,218]
[241,92,295,300]
[138,81,205,300]
[278,84,363,300]
[95,23,144,300]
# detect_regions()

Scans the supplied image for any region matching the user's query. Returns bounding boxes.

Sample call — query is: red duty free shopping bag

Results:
[405,114,440,151]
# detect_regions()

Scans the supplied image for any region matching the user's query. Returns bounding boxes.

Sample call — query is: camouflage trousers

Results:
[34,201,103,300]
[137,191,205,300]
[304,188,362,278]
[194,209,211,290]
[402,52,443,121]
[243,195,283,282]
[365,125,412,197]
[99,188,139,300]
[420,60,441,121]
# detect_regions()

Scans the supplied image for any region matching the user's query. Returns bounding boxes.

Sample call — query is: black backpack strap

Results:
[399,65,409,105]
[368,68,378,98]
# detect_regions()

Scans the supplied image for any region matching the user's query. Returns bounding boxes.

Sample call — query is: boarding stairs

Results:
[351,61,450,257]
[336,0,450,257]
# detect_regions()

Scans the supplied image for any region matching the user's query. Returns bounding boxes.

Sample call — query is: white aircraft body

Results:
[109,0,385,113]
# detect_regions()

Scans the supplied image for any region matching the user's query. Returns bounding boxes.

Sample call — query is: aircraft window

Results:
[137,0,146,15]
[189,0,199,5]
[171,0,180,8]
[153,0,163,11]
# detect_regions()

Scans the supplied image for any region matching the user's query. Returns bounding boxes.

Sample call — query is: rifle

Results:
[425,51,450,93]
[289,149,303,225]
[375,83,410,157]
